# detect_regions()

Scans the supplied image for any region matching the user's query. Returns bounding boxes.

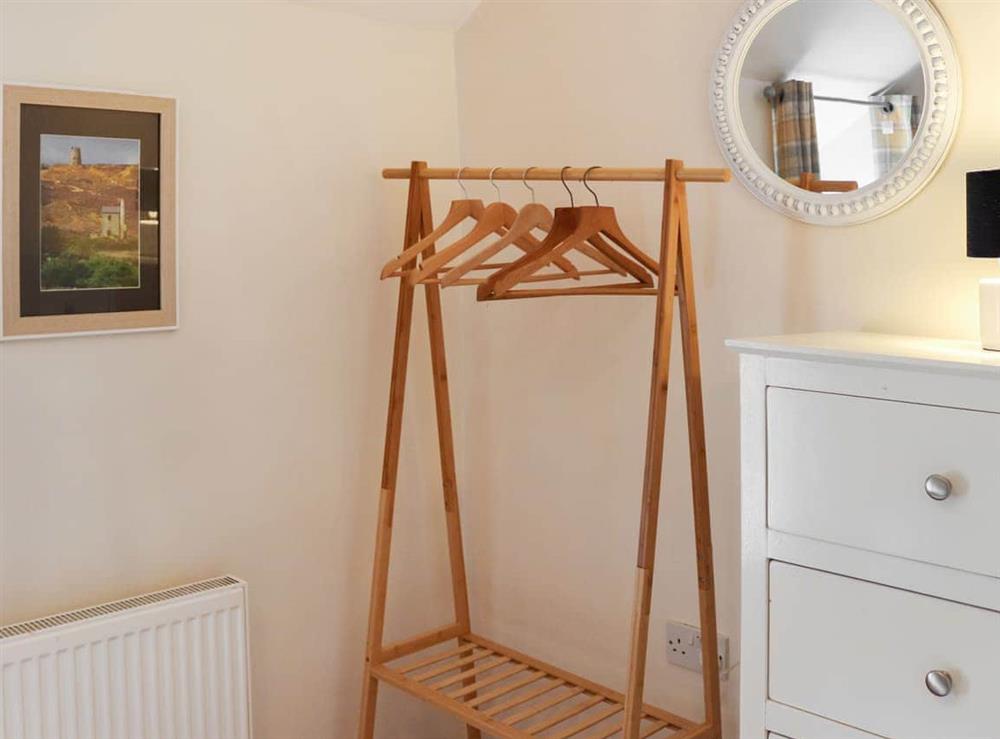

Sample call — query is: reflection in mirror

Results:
[739,0,924,194]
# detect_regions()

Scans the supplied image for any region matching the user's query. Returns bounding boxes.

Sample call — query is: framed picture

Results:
[2,85,176,338]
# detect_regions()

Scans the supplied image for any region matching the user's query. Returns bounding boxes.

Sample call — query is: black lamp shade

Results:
[967,169,1000,258]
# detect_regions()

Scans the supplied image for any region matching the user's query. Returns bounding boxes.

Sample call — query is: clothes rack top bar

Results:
[381,166,731,184]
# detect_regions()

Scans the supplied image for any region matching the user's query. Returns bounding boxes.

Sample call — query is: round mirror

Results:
[711,0,961,225]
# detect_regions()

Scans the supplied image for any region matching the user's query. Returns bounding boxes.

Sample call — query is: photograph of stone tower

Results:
[38,134,141,290]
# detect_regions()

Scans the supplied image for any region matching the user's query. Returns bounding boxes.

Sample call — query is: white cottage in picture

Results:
[99,198,127,239]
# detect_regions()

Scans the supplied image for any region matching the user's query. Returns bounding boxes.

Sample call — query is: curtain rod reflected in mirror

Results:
[762,85,894,114]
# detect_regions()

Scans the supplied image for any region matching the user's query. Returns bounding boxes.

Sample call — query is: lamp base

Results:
[982,278,1000,352]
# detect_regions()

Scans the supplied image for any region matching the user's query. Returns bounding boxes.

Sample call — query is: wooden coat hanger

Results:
[410,168,595,286]
[478,167,657,299]
[380,195,484,279]
[382,168,580,283]
[440,168,627,287]
[408,198,512,284]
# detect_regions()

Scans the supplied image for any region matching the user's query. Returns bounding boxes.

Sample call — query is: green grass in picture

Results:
[40,225,139,290]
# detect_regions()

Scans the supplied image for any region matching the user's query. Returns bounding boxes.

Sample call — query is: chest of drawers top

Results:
[728,330,1000,414]
[726,331,1000,377]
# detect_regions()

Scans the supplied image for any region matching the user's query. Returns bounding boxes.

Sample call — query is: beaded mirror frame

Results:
[710,0,961,226]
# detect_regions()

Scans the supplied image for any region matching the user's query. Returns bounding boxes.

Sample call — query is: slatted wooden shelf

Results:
[372,634,710,739]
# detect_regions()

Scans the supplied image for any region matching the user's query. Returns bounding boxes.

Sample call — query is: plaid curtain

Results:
[870,94,918,177]
[771,80,820,181]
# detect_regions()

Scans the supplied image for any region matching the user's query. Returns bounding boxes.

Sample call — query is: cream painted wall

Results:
[3,1,999,737]
[453,1,999,736]
[1,2,468,737]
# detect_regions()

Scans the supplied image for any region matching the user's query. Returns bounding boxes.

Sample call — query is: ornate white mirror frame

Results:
[710,0,961,226]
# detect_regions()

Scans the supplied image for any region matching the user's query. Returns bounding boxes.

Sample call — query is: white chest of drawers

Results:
[728,332,1000,739]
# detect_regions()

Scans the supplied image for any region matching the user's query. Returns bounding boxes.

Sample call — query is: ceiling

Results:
[741,0,922,92]
[299,0,482,30]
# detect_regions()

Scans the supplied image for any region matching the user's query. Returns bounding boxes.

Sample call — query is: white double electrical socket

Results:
[666,620,731,678]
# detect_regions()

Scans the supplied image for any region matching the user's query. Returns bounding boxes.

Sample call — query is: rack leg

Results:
[358,163,425,739]
[358,484,398,736]
[623,160,684,738]
[415,174,480,739]
[677,181,721,737]
[417,175,473,633]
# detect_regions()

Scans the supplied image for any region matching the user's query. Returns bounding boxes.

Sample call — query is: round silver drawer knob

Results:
[925,670,953,697]
[924,474,953,501]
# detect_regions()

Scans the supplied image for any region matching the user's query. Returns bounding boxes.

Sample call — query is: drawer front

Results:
[769,562,1000,738]
[766,701,885,739]
[767,388,1000,576]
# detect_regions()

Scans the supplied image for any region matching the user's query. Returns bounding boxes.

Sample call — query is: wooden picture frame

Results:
[2,84,176,339]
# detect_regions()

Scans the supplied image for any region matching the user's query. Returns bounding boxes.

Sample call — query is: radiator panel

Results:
[1,577,250,739]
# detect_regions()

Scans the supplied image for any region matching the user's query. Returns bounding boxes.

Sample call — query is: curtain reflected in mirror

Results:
[770,80,820,182]
[870,94,919,177]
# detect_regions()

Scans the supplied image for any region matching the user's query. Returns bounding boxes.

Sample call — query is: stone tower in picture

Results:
[69,146,82,166]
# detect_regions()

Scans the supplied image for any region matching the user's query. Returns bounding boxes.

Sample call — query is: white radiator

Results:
[0,576,251,739]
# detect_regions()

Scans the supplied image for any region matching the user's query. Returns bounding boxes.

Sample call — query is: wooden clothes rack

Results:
[359,160,730,739]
